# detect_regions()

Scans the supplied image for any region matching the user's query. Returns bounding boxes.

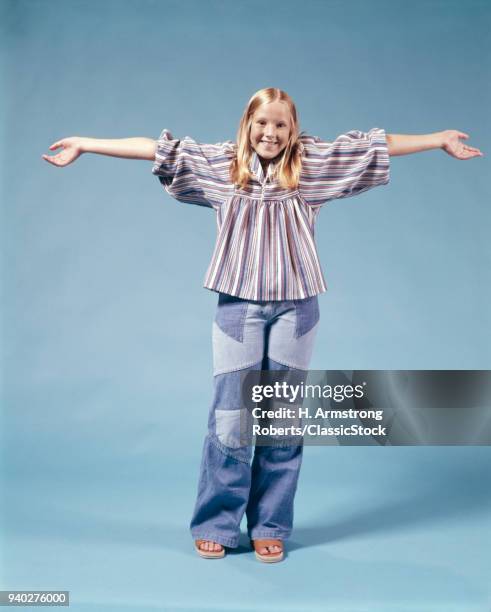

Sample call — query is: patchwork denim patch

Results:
[215,408,253,451]
[215,293,249,342]
[293,296,320,338]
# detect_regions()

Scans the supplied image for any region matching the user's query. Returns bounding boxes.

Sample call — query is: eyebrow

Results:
[254,116,288,123]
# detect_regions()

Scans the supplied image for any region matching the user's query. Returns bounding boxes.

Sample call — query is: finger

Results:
[49,141,63,150]
[458,132,469,139]
[44,155,62,166]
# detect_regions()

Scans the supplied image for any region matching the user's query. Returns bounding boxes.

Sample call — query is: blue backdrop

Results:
[2,0,490,610]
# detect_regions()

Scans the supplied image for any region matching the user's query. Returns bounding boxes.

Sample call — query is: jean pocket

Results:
[215,293,249,342]
[293,296,319,338]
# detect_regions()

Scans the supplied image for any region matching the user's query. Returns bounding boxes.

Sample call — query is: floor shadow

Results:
[289,453,491,551]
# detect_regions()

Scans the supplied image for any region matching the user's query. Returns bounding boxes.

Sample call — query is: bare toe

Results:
[199,540,223,553]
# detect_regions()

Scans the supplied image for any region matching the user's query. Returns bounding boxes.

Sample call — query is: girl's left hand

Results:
[441,130,483,160]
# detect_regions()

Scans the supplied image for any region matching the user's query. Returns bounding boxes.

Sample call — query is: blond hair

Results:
[230,88,304,191]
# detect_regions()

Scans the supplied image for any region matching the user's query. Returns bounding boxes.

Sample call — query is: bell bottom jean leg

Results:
[246,297,320,542]
[188,367,258,549]
[189,294,266,548]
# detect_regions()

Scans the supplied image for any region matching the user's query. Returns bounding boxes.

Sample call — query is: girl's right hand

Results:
[42,137,84,167]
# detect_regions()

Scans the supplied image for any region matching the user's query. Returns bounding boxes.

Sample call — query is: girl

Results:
[42,87,483,563]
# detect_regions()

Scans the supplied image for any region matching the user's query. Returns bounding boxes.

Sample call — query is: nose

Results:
[264,125,276,140]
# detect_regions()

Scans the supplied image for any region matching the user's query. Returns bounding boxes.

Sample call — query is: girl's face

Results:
[249,101,292,162]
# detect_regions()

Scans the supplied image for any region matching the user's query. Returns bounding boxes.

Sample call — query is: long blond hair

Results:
[230,88,304,191]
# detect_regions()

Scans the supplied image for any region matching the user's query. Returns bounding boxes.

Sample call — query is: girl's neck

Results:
[259,153,281,175]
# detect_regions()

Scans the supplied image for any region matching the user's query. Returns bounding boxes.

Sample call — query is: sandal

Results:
[194,539,225,559]
[251,538,284,563]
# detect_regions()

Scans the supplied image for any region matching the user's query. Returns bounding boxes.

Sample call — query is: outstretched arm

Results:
[42,137,157,167]
[386,130,483,160]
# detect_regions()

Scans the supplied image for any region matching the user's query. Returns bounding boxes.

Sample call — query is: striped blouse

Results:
[152,127,390,301]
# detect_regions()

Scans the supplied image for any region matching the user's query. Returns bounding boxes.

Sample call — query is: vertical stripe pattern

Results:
[152,127,390,301]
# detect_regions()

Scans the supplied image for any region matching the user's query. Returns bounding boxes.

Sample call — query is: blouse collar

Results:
[249,151,276,185]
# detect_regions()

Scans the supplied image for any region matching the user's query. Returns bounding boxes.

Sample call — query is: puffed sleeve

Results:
[298,128,390,206]
[151,129,236,209]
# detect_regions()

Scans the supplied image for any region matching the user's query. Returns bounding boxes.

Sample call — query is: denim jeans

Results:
[189,292,320,548]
